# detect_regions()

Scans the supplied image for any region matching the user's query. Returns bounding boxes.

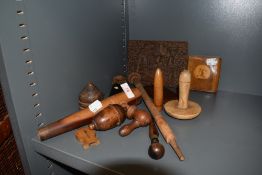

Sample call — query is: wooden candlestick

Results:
[154,68,164,111]
[164,70,201,119]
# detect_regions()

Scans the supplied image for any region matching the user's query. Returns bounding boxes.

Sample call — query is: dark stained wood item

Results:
[128,72,185,161]
[38,88,141,141]
[148,121,165,160]
[188,55,221,92]
[79,82,104,109]
[88,104,126,131]
[109,75,127,96]
[128,40,188,88]
[119,105,151,137]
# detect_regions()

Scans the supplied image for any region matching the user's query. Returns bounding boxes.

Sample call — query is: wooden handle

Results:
[119,108,151,137]
[154,68,164,111]
[178,70,191,109]
[119,121,140,136]
[128,73,185,161]
[148,121,165,160]
[149,121,159,139]
[38,88,141,141]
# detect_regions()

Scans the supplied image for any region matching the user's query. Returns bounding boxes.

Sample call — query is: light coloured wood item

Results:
[164,70,201,119]
[188,55,221,92]
[154,68,164,111]
[128,72,185,161]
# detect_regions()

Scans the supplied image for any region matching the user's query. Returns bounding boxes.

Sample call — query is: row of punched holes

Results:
[18,6,54,173]
[17,9,44,128]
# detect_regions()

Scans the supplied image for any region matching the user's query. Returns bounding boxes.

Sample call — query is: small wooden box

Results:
[188,55,221,92]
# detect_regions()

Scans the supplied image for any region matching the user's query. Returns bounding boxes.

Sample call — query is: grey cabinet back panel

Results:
[0,0,125,174]
[128,0,262,96]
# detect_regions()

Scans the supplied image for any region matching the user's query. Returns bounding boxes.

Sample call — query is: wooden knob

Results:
[148,141,165,160]
[154,68,164,111]
[148,122,165,160]
[119,108,152,136]
[178,70,191,109]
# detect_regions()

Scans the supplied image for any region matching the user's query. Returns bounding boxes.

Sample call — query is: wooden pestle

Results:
[164,70,201,120]
[119,105,152,137]
[128,72,185,161]
[38,88,141,141]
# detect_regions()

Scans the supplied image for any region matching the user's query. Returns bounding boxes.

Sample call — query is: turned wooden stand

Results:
[164,70,201,120]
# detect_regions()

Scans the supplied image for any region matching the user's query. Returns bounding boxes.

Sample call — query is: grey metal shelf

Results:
[32,91,262,175]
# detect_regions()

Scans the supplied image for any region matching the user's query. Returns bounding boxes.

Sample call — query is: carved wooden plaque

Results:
[128,40,188,88]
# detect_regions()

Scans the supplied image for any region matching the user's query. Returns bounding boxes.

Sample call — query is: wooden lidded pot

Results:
[79,82,103,109]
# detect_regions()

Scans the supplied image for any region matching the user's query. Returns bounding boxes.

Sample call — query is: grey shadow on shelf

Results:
[45,156,181,175]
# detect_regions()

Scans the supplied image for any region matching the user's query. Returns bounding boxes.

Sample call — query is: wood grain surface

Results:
[128,40,188,88]
[188,55,221,92]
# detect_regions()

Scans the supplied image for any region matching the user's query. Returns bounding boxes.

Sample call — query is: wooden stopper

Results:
[154,68,164,111]
[164,70,201,120]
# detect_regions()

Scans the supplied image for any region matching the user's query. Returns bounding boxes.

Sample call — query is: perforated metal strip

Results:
[121,0,129,73]
[14,0,54,174]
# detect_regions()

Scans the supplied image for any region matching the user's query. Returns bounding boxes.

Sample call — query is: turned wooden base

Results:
[164,100,201,120]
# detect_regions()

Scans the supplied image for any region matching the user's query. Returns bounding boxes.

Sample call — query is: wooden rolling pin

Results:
[38,88,141,141]
[128,73,185,161]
